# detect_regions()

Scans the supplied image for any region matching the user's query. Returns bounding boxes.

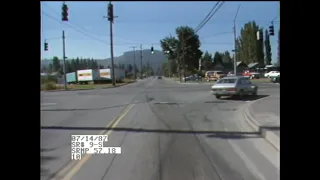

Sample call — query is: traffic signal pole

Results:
[140,45,143,79]
[233,4,241,76]
[106,1,116,86]
[61,2,68,90]
[62,30,67,90]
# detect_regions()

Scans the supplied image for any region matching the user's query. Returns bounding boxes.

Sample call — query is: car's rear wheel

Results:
[215,95,221,99]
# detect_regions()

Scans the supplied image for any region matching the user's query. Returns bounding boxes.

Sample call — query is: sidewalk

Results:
[244,96,280,151]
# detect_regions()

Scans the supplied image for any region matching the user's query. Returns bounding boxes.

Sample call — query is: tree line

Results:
[41,56,154,77]
[41,57,103,75]
[160,21,280,77]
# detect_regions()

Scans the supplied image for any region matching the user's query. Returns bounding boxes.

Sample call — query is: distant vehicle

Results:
[158,76,162,79]
[243,70,261,79]
[271,75,280,83]
[183,74,201,81]
[206,71,227,81]
[211,76,258,99]
[227,71,242,76]
[264,71,280,78]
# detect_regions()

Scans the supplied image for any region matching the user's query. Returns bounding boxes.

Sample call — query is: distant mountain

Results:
[41,49,167,71]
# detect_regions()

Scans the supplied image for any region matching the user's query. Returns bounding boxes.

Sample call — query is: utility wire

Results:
[42,11,109,45]
[200,31,233,39]
[42,2,147,44]
[194,1,220,32]
[195,1,225,33]
[194,1,221,32]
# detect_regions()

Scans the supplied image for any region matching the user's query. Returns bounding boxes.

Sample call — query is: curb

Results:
[166,79,211,85]
[41,81,136,92]
[244,100,280,151]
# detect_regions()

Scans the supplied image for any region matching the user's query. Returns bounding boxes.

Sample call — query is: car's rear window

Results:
[217,79,237,84]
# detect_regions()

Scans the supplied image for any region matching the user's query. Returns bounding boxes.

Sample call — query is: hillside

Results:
[41,49,167,71]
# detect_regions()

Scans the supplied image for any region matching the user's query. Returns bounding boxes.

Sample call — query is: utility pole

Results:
[130,46,137,79]
[104,1,116,86]
[181,33,186,82]
[233,4,241,76]
[140,45,143,79]
[149,45,152,77]
[62,30,67,90]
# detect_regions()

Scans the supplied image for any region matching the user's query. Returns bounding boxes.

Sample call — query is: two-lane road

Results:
[41,77,279,180]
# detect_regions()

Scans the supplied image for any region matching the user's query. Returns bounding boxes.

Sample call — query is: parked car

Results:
[264,71,280,78]
[183,74,202,81]
[211,76,258,99]
[243,70,261,79]
[206,71,227,81]
[271,76,280,83]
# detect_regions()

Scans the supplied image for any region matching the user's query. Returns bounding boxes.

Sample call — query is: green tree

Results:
[92,60,98,69]
[75,57,80,71]
[264,29,272,65]
[65,60,72,73]
[70,59,76,72]
[237,21,264,65]
[79,58,84,69]
[160,35,179,75]
[213,52,223,64]
[201,51,213,71]
[48,64,53,73]
[176,26,203,72]
[52,56,61,72]
[222,51,232,64]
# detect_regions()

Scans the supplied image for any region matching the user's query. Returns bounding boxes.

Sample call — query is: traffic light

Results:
[257,30,263,40]
[151,46,154,54]
[62,3,68,21]
[44,42,48,51]
[108,3,114,22]
[269,25,274,36]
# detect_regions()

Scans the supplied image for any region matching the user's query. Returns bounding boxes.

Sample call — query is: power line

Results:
[194,2,221,32]
[42,11,109,45]
[195,1,225,33]
[43,2,147,45]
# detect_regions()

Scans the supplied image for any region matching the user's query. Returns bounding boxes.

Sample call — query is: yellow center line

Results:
[50,104,135,180]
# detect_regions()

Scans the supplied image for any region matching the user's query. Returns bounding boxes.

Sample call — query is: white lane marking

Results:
[41,103,57,106]
[225,127,267,180]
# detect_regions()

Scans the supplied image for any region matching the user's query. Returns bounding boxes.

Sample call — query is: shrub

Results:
[43,82,57,90]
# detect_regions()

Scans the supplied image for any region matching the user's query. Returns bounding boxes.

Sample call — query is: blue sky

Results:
[41,1,279,62]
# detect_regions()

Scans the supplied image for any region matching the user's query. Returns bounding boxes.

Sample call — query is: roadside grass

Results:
[250,78,271,83]
[41,79,136,91]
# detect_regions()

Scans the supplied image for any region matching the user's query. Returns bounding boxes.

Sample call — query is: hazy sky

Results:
[41,1,279,62]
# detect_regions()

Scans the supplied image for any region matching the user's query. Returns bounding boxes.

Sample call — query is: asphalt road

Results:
[41,77,279,180]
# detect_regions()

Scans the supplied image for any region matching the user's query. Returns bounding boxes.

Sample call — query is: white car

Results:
[264,71,280,78]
